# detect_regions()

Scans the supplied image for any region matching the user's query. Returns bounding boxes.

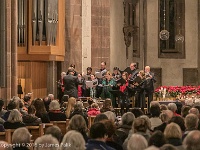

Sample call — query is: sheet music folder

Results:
[85,81,93,88]
[109,90,125,97]
[95,72,103,78]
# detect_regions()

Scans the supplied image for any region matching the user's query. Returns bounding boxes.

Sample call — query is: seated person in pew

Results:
[45,126,62,143]
[88,103,101,116]
[4,109,25,129]
[12,127,31,150]
[48,100,66,121]
[69,102,88,126]
[23,105,42,126]
[67,115,89,143]
[32,98,50,123]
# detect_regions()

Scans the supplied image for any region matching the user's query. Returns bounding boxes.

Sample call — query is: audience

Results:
[149,130,166,147]
[93,113,108,123]
[65,97,76,118]
[149,104,162,130]
[87,103,100,116]
[167,103,180,116]
[154,112,169,132]
[168,116,185,132]
[0,99,7,118]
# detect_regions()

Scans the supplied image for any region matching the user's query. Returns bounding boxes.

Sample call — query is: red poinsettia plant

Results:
[155,86,200,98]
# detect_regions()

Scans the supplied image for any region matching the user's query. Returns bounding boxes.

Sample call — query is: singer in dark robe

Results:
[57,72,66,103]
[131,70,146,111]
[144,66,156,111]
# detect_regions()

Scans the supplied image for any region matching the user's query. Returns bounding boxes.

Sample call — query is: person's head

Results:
[45,126,62,143]
[7,100,17,111]
[89,122,107,141]
[34,135,59,150]
[68,115,87,134]
[131,108,144,118]
[87,98,94,106]
[91,103,99,109]
[105,71,112,80]
[101,120,116,138]
[183,130,200,150]
[94,114,108,123]
[100,61,106,70]
[70,64,75,69]
[23,95,31,104]
[103,111,116,122]
[160,113,170,123]
[90,74,96,80]
[130,63,137,71]
[140,115,151,130]
[87,67,92,75]
[127,134,148,150]
[189,108,200,116]
[48,94,54,101]
[66,97,76,118]
[138,70,145,79]
[32,98,47,114]
[150,101,161,107]
[167,103,177,113]
[28,105,36,115]
[132,118,148,133]
[168,116,185,132]
[121,112,135,126]
[61,72,66,79]
[160,144,178,150]
[7,109,22,123]
[150,105,161,117]
[49,100,60,111]
[181,105,191,118]
[113,67,119,75]
[12,127,31,148]
[160,104,168,112]
[185,114,199,130]
[122,72,128,80]
[164,123,182,140]
[145,66,150,73]
[60,130,85,150]
[68,67,75,75]
[149,130,166,147]
[73,101,83,112]
[162,110,173,120]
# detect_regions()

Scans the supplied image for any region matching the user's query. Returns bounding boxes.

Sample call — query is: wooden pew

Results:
[26,124,44,141]
[88,116,96,129]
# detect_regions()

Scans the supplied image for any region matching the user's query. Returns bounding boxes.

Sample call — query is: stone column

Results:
[11,0,18,97]
[6,0,12,103]
[82,0,91,72]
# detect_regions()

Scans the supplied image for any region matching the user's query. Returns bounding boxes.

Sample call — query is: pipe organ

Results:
[18,0,64,61]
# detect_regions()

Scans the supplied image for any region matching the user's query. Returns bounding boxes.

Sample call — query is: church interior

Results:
[0,0,199,101]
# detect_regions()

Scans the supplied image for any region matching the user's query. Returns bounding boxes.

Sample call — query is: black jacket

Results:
[23,114,42,126]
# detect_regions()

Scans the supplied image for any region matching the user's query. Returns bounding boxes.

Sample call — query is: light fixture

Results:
[159,0,169,40]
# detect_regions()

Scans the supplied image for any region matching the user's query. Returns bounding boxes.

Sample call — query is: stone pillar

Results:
[6,0,12,103]
[82,0,91,72]
[11,0,18,97]
[47,61,57,98]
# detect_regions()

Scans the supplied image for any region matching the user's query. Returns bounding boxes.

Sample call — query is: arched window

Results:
[159,0,185,58]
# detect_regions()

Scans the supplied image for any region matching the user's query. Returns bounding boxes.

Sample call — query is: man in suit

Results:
[63,67,82,98]
[144,66,156,111]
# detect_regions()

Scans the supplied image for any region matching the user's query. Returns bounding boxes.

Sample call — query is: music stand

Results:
[110,90,125,108]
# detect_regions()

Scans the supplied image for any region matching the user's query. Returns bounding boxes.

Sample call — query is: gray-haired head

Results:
[167,103,177,113]
[104,111,116,122]
[121,112,135,126]
[60,130,85,150]
[183,130,200,150]
[127,134,148,150]
[34,135,59,150]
